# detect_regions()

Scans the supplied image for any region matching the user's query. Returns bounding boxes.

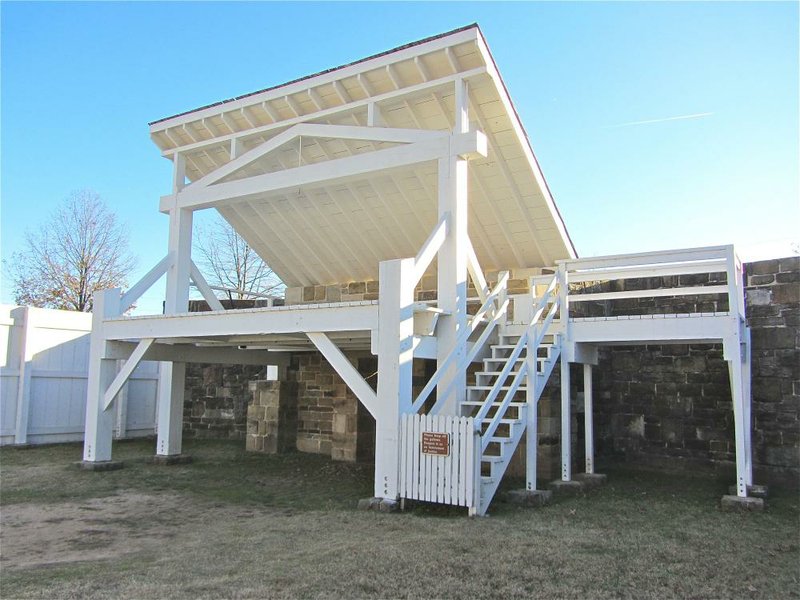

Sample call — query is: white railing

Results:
[477,274,561,449]
[415,271,510,415]
[548,245,745,323]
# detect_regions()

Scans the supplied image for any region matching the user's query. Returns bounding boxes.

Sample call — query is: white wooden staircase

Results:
[399,270,564,515]
[463,332,562,515]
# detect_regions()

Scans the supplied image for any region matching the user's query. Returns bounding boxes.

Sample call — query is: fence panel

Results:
[399,413,478,510]
[0,305,158,445]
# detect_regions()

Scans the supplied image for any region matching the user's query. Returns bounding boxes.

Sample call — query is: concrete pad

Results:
[548,479,584,495]
[506,489,552,507]
[728,484,768,499]
[574,473,608,489]
[378,499,399,513]
[357,497,383,511]
[720,495,765,512]
[76,460,124,472]
[146,454,193,466]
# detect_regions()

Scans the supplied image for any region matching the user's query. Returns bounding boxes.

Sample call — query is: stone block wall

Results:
[290,351,378,462]
[592,256,799,482]
[184,364,270,440]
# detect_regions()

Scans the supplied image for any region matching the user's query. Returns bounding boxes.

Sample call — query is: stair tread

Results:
[479,417,523,424]
[468,385,529,390]
[462,400,526,407]
[482,455,504,463]
[486,437,514,443]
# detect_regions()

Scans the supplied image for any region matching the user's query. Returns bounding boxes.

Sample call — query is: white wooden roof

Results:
[149,24,576,287]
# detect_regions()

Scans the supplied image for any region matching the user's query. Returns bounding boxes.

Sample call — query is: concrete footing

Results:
[506,489,552,507]
[728,484,768,499]
[146,454,193,465]
[548,479,584,495]
[720,495,765,512]
[357,497,399,513]
[77,460,124,472]
[574,473,608,489]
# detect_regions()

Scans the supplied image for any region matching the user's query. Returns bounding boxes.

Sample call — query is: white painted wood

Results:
[115,359,129,439]
[526,323,538,491]
[306,332,377,419]
[152,25,481,134]
[83,289,122,462]
[103,338,154,410]
[726,333,748,497]
[173,153,186,192]
[466,238,489,305]
[162,135,455,212]
[435,143,469,416]
[560,245,730,271]
[560,355,571,481]
[189,261,225,311]
[584,363,594,475]
[156,361,185,457]
[374,258,416,499]
[413,212,449,284]
[103,302,378,340]
[567,259,728,283]
[156,205,192,457]
[569,285,729,303]
[106,340,290,366]
[742,327,753,486]
[120,253,174,313]
[157,67,486,159]
[399,414,476,509]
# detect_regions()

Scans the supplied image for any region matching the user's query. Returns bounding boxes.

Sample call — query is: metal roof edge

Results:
[149,23,481,128]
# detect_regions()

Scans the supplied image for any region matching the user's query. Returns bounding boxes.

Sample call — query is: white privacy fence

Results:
[0,305,158,445]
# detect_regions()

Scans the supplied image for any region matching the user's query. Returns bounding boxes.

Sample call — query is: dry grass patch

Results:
[1,439,798,599]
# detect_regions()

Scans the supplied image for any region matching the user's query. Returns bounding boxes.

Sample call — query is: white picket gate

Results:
[399,414,480,513]
[0,305,159,445]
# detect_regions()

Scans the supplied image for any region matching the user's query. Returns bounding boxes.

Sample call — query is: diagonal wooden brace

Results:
[103,338,155,411]
[306,331,377,419]
[190,261,225,311]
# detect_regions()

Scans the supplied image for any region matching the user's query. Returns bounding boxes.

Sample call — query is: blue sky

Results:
[2,1,798,312]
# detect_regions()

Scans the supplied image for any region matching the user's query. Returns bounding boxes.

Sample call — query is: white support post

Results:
[725,334,748,497]
[525,327,538,491]
[173,153,186,192]
[584,363,594,475]
[375,257,415,500]
[561,356,572,481]
[435,78,470,416]
[11,307,32,445]
[83,289,122,462]
[156,204,193,457]
[742,328,753,486]
[115,360,128,440]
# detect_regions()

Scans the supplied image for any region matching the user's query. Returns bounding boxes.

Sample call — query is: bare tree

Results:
[9,190,136,312]
[193,217,283,301]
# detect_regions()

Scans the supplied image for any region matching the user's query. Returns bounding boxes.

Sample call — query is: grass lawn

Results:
[1,438,798,599]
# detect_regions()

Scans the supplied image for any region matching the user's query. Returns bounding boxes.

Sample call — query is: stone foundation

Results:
[184,364,269,440]
[246,380,298,453]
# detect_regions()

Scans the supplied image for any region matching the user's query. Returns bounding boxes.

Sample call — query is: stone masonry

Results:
[245,380,297,453]
[183,257,798,483]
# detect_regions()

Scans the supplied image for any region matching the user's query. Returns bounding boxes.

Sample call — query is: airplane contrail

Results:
[606,112,714,128]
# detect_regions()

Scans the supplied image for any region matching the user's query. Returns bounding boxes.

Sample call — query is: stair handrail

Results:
[412,271,510,415]
[475,273,561,438]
